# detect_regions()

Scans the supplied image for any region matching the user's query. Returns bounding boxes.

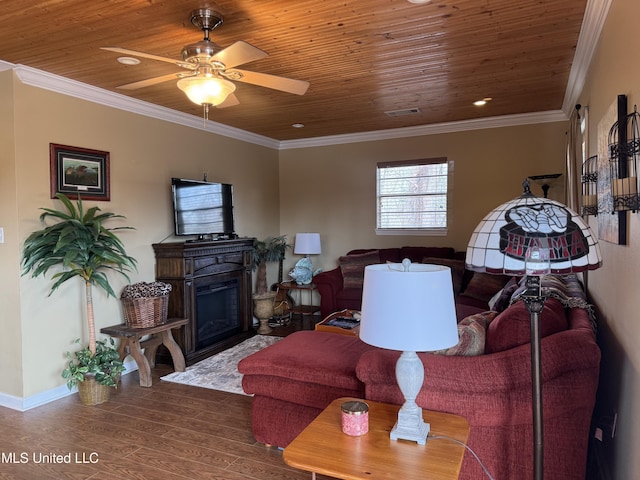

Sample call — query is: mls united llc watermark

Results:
[1,451,99,464]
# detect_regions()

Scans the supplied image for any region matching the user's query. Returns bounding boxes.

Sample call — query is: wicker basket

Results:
[121,294,169,328]
[78,375,111,405]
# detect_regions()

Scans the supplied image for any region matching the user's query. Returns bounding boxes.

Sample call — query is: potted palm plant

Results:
[251,236,290,333]
[21,193,137,405]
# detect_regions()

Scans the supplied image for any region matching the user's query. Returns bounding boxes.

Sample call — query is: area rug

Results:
[160,335,281,395]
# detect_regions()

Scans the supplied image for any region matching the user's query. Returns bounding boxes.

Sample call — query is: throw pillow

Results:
[422,257,466,294]
[509,273,587,306]
[433,311,498,356]
[339,251,381,289]
[487,276,521,312]
[485,297,568,353]
[459,272,510,304]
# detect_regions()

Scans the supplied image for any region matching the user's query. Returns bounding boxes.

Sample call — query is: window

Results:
[376,158,450,235]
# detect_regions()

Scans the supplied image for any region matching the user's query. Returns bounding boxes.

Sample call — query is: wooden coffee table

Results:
[283,397,469,480]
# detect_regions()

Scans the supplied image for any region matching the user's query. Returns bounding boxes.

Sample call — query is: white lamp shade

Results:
[177,76,236,106]
[360,262,459,352]
[466,184,602,274]
[294,233,321,255]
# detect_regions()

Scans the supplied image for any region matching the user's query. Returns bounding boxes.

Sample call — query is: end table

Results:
[277,281,320,316]
[284,397,470,480]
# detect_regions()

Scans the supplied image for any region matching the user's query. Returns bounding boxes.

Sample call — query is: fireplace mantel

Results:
[152,238,255,365]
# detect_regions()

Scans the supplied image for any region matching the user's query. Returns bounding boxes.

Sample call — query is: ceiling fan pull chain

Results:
[204,103,213,126]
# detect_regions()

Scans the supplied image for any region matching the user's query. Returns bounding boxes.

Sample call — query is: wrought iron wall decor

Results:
[597,95,626,245]
[608,104,640,212]
[581,155,598,216]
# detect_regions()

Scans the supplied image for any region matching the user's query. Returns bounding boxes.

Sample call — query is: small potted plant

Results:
[21,193,137,404]
[251,236,290,333]
[62,338,125,405]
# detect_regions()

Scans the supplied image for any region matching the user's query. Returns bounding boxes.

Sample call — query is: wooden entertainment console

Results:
[152,238,255,365]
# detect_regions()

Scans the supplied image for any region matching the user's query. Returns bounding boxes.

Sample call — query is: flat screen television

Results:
[171,177,235,239]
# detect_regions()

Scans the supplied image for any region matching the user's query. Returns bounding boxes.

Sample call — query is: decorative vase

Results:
[77,374,111,405]
[253,292,277,334]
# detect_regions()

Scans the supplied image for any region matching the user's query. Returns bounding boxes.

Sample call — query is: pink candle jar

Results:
[341,400,369,436]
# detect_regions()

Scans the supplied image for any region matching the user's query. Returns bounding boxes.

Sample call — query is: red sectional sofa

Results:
[313,246,508,319]
[238,274,600,480]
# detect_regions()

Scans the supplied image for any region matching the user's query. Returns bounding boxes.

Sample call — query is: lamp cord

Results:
[427,434,495,480]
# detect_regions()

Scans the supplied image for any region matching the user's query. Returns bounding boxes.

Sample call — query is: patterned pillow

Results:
[422,257,466,294]
[432,311,498,356]
[510,273,587,306]
[339,251,381,289]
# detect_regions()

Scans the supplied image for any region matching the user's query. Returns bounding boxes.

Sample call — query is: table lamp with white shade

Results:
[359,259,459,445]
[290,233,322,285]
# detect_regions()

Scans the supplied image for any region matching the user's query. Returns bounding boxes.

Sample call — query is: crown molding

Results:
[562,0,613,114]
[13,64,279,150]
[11,63,569,150]
[278,110,568,149]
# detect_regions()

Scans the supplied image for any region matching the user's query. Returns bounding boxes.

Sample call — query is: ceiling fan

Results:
[102,8,310,110]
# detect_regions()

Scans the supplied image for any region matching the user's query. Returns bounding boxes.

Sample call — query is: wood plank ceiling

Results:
[0,0,587,141]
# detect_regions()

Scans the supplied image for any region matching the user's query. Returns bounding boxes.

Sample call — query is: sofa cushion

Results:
[422,257,466,294]
[335,288,364,311]
[400,246,454,263]
[454,302,487,322]
[485,297,568,353]
[459,272,510,304]
[433,311,498,356]
[239,331,377,409]
[339,250,381,289]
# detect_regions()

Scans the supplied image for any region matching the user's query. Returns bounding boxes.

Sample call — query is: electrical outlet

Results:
[0,227,4,243]
[595,427,603,441]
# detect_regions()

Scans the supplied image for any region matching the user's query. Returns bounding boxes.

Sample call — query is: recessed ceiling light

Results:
[117,56,141,65]
[292,123,305,128]
[407,0,432,4]
[473,97,493,106]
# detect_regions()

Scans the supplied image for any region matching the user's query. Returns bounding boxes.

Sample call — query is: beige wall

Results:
[577,0,640,476]
[0,71,22,397]
[279,122,567,274]
[5,72,280,398]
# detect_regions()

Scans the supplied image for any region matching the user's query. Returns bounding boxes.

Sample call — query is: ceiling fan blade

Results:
[211,41,268,69]
[116,73,180,90]
[217,93,240,109]
[231,69,310,95]
[101,47,186,67]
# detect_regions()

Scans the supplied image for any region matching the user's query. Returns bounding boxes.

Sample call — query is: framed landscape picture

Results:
[50,143,110,201]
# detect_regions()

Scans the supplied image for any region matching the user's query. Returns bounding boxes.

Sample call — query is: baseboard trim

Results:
[0,359,138,412]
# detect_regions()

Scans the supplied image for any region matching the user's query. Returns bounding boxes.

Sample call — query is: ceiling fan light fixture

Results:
[177,76,236,106]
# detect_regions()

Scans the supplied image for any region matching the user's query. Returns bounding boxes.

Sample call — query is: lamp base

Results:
[391,351,430,445]
[390,409,430,445]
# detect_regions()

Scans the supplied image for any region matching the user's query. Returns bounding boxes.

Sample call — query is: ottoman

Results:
[238,330,377,447]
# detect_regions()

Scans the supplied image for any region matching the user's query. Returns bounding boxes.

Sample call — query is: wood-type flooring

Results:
[0,361,332,479]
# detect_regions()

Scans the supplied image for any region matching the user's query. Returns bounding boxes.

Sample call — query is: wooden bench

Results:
[101,317,188,387]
